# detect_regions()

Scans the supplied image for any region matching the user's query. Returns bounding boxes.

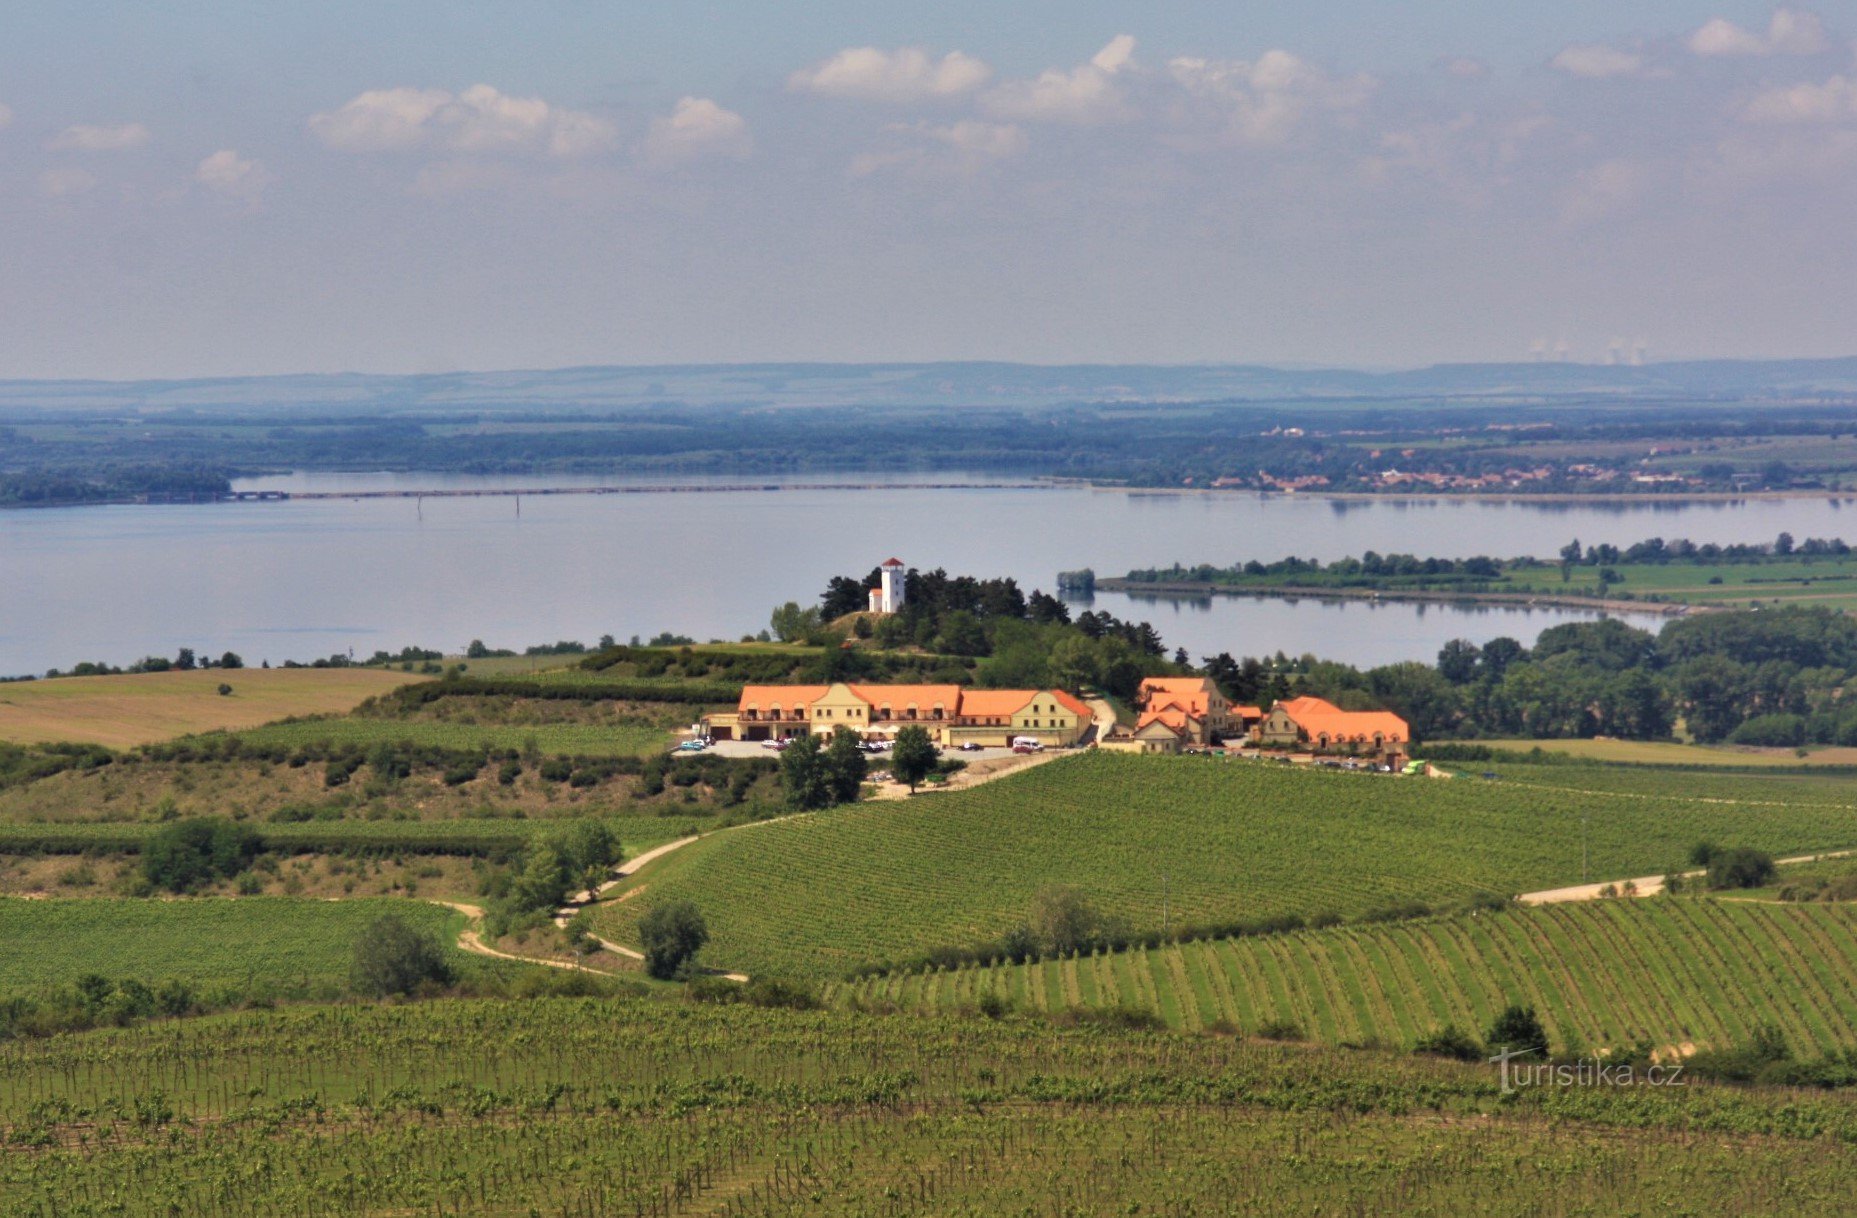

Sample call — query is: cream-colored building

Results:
[706,682,1093,747]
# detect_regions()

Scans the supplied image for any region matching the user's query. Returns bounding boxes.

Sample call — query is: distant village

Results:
[701,558,1412,769]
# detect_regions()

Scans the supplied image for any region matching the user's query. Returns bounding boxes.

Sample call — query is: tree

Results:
[1048,635,1098,692]
[218,652,244,669]
[780,733,833,810]
[553,821,623,902]
[350,914,455,997]
[142,818,261,893]
[638,901,708,980]
[174,647,196,671]
[769,601,823,643]
[1027,886,1103,955]
[1487,1003,1549,1059]
[1707,846,1776,890]
[934,610,989,657]
[1437,639,1481,685]
[890,725,938,793]
[824,726,868,805]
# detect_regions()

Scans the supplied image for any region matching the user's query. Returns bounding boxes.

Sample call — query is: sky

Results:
[4,2,1857,378]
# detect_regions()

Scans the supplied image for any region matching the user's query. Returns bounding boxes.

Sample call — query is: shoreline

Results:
[9,471,1857,511]
[1041,478,1857,506]
[1095,578,1694,617]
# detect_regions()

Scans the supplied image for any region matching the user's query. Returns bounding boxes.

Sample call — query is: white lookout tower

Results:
[868,557,907,614]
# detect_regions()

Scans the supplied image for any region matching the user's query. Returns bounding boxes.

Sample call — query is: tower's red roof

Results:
[882,557,905,567]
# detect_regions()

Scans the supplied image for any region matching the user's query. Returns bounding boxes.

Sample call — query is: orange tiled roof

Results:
[1273,695,1408,741]
[1137,706,1202,732]
[737,685,831,713]
[1048,689,1094,719]
[847,684,964,710]
[1234,705,1263,719]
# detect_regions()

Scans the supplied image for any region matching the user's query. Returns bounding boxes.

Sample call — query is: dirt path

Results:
[428,900,627,975]
[1517,847,1857,905]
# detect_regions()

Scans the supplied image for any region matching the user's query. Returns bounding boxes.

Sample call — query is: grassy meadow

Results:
[0,668,424,748]
[589,752,1857,980]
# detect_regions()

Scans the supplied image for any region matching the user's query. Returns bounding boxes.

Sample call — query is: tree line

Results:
[1205,605,1857,746]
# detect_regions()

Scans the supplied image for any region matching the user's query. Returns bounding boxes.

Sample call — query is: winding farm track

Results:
[1518,848,1857,905]
[429,900,626,975]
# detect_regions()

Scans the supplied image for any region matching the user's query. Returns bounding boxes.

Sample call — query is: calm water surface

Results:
[4,477,1852,675]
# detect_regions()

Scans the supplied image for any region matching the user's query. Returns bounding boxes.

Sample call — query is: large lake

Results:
[6,473,1856,676]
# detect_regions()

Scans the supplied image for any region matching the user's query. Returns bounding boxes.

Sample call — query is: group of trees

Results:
[780,725,941,808]
[1211,605,1857,746]
[801,565,1178,700]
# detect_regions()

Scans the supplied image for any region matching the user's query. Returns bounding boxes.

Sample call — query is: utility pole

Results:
[1162,873,1170,938]
[1582,810,1589,884]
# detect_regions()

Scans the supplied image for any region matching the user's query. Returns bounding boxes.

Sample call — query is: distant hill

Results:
[5,357,1857,414]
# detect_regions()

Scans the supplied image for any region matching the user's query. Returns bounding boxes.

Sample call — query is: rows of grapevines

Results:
[0,897,472,992]
[594,752,1857,980]
[8,999,1857,1214]
[845,899,1857,1054]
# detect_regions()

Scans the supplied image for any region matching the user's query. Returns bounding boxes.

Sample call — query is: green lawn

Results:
[590,752,1857,980]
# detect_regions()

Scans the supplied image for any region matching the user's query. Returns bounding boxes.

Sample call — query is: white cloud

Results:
[308,85,617,157]
[788,47,991,102]
[1550,44,1647,78]
[642,96,751,165]
[49,122,150,151]
[1742,73,1857,121]
[983,35,1136,124]
[195,149,271,202]
[1690,8,1829,56]
[37,167,96,197]
[0,104,13,130]
[1166,50,1373,146]
[852,119,1028,177]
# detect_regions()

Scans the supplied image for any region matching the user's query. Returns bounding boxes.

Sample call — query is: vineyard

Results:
[591,752,1857,980]
[230,717,677,757]
[7,997,1857,1214]
[0,815,699,860]
[835,898,1857,1055]
[0,897,476,993]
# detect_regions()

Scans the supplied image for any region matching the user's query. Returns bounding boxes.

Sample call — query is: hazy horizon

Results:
[8,4,1857,378]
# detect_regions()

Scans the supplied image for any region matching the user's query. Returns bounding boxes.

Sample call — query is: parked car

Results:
[958,742,986,752]
[676,739,708,752]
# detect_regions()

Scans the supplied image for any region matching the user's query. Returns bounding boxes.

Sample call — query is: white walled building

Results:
[865,557,907,614]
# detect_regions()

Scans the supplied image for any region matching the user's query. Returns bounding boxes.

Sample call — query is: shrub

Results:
[142,818,262,893]
[1707,847,1777,891]
[349,914,455,998]
[1255,1019,1305,1042]
[638,901,708,980]
[1413,1025,1484,1061]
[1486,1004,1549,1059]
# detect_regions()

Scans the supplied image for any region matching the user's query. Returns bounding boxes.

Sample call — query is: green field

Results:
[1450,738,1857,767]
[7,997,1857,1215]
[230,716,679,756]
[0,897,476,993]
[0,815,700,859]
[837,898,1857,1054]
[589,753,1857,980]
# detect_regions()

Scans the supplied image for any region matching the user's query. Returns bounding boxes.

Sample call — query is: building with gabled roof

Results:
[1255,695,1409,766]
[705,681,1093,747]
[1134,675,1235,744]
